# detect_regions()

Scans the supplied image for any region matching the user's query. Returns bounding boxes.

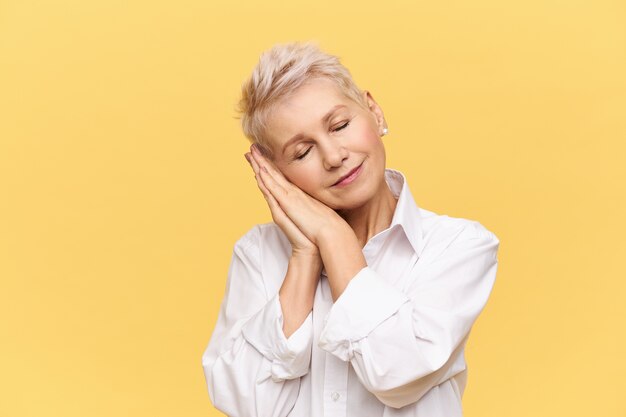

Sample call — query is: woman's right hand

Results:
[245,151,321,259]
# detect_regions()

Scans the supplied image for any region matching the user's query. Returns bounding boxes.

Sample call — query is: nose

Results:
[320,137,349,170]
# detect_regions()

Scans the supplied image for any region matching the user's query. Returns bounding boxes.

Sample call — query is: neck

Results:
[337,176,398,248]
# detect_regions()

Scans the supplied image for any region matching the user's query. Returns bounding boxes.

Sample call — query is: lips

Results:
[332,162,363,186]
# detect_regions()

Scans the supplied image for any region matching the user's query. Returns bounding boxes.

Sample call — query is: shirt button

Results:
[331,392,340,401]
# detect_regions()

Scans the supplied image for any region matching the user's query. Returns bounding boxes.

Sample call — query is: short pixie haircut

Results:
[236,41,368,159]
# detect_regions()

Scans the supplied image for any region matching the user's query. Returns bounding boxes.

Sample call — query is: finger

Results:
[249,146,320,231]
[250,145,294,193]
[257,162,295,211]
[246,152,275,202]
[247,152,293,220]
[260,177,284,218]
[246,152,316,249]
[245,152,260,175]
[250,151,303,214]
[253,161,305,237]
[246,151,265,183]
[249,156,290,208]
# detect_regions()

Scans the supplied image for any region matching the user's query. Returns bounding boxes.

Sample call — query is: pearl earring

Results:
[382,127,388,136]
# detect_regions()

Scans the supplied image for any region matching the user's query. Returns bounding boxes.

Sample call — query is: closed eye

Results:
[334,121,350,131]
[295,147,311,160]
[295,121,350,160]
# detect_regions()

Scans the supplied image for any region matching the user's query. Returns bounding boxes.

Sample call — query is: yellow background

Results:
[1,0,625,416]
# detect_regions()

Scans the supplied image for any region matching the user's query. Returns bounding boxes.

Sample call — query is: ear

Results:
[362,90,388,136]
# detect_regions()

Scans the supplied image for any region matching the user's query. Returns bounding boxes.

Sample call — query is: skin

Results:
[244,76,398,337]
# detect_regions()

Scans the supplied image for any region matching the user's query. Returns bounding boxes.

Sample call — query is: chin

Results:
[329,189,378,212]
[332,176,382,209]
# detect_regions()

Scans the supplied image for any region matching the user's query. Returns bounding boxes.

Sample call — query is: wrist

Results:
[289,251,323,273]
[317,219,353,247]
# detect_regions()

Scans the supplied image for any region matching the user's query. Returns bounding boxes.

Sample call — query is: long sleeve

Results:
[202,227,313,417]
[318,221,500,409]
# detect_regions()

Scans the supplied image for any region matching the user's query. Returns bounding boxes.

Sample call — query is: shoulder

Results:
[419,207,497,239]
[233,222,292,264]
[232,222,292,297]
[417,207,499,259]
[235,222,286,247]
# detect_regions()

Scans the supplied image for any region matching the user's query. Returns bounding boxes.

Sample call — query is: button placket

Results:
[323,351,348,416]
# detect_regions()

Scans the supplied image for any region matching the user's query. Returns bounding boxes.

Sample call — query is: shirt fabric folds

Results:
[202,168,500,417]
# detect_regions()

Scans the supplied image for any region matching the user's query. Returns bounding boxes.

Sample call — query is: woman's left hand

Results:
[247,144,348,246]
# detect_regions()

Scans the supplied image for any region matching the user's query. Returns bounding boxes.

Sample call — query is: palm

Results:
[245,150,321,255]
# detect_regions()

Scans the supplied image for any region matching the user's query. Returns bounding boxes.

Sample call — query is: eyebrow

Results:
[281,104,348,155]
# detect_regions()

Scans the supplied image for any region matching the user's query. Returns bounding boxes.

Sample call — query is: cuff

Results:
[318,266,410,361]
[241,293,313,381]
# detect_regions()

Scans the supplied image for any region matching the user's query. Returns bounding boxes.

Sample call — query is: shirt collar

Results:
[320,168,423,277]
[384,168,423,256]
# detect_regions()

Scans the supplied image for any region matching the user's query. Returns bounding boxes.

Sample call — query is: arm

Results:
[318,222,500,408]
[279,251,323,338]
[201,227,316,417]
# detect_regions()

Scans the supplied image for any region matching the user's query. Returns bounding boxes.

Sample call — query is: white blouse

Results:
[202,168,500,417]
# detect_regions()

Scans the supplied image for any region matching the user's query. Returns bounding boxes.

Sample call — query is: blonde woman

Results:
[202,41,500,417]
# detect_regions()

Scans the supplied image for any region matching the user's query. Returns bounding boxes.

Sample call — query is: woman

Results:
[202,41,500,417]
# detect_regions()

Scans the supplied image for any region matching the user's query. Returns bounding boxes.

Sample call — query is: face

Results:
[263,77,388,211]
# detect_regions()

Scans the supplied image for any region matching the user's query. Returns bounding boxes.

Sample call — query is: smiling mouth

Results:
[332,162,363,186]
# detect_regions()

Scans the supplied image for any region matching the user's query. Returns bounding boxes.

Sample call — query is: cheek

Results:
[356,124,384,151]
[283,166,319,191]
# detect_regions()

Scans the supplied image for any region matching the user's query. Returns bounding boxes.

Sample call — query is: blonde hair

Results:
[236,41,368,159]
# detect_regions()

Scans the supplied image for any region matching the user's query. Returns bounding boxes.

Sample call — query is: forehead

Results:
[265,78,354,145]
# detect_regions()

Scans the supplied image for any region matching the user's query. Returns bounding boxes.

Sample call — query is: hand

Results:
[245,146,318,257]
[245,144,347,251]
[246,144,368,303]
